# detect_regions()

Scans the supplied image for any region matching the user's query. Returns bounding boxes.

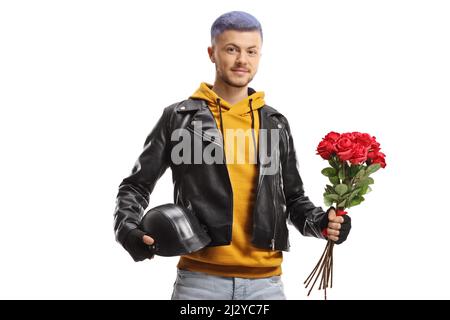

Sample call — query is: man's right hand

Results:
[123,228,156,262]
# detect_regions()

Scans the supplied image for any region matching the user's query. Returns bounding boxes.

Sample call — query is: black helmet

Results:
[139,203,211,257]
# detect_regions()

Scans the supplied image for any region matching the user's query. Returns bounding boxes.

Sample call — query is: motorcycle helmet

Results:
[139,203,211,256]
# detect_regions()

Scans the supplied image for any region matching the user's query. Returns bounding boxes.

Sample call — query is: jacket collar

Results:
[175,98,205,113]
[176,98,282,187]
[176,98,281,120]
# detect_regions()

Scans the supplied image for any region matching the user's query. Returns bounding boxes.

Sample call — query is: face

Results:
[208,30,262,88]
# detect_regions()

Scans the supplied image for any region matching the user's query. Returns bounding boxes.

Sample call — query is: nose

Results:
[236,52,249,66]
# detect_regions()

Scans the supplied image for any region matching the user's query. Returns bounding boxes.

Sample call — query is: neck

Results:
[211,78,248,105]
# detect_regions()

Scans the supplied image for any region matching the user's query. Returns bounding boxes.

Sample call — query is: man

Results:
[113,11,351,300]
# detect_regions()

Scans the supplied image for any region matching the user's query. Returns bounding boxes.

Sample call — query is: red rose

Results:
[372,151,387,168]
[335,133,355,161]
[316,131,341,160]
[349,144,369,165]
[365,136,386,168]
[324,131,340,142]
[353,132,373,148]
[367,138,381,159]
[316,140,335,160]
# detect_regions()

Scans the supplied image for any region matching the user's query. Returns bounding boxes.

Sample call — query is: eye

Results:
[226,47,236,53]
[248,50,257,56]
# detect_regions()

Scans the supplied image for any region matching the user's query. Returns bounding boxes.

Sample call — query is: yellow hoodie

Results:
[177,82,283,278]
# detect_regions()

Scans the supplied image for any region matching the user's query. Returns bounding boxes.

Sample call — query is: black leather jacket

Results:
[114,98,328,252]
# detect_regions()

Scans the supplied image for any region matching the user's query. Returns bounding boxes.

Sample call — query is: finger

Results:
[330,216,344,223]
[142,235,155,245]
[327,228,340,236]
[328,235,339,242]
[328,222,341,230]
[328,208,336,220]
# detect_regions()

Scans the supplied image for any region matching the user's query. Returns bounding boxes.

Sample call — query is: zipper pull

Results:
[271,238,275,250]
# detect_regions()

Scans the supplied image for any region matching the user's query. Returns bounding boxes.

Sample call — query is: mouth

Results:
[231,68,249,75]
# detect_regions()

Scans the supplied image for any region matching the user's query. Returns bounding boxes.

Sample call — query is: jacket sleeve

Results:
[279,116,328,239]
[113,107,171,246]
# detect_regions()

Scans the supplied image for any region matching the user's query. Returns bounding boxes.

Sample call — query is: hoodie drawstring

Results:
[217,98,224,138]
[249,99,258,165]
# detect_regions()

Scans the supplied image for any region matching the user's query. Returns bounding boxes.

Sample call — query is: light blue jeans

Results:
[171,269,286,300]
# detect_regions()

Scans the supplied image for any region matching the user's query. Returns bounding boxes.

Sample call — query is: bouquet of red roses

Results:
[304,131,386,299]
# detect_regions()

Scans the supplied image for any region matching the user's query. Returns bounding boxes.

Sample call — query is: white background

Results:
[1,0,449,299]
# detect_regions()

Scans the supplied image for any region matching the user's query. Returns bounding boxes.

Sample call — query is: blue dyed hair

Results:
[211,11,263,44]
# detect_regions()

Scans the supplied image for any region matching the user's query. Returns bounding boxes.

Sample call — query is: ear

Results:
[207,46,215,63]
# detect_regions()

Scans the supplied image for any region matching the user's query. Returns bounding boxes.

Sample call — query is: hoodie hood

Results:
[189,82,263,165]
[190,82,265,116]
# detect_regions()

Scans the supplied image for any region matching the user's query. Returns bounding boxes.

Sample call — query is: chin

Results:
[219,72,251,88]
[229,77,251,87]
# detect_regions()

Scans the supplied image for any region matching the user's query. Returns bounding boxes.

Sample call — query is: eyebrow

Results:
[225,43,258,49]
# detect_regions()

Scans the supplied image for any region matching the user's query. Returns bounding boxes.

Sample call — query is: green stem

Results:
[342,160,345,184]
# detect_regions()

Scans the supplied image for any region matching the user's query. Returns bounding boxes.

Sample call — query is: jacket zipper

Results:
[254,110,278,251]
[270,120,285,251]
[271,147,280,251]
[186,126,223,148]
[252,109,268,249]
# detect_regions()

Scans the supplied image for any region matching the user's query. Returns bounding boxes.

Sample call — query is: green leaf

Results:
[348,188,361,199]
[346,188,359,206]
[329,176,340,185]
[338,199,346,207]
[355,168,366,179]
[349,165,360,178]
[359,184,369,195]
[335,184,348,195]
[349,195,365,207]
[358,176,374,187]
[321,167,337,177]
[366,163,381,175]
[325,193,340,201]
[324,197,333,207]
[338,168,345,180]
[325,184,336,194]
[328,158,338,169]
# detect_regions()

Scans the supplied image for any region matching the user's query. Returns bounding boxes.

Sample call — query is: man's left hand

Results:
[325,208,351,244]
